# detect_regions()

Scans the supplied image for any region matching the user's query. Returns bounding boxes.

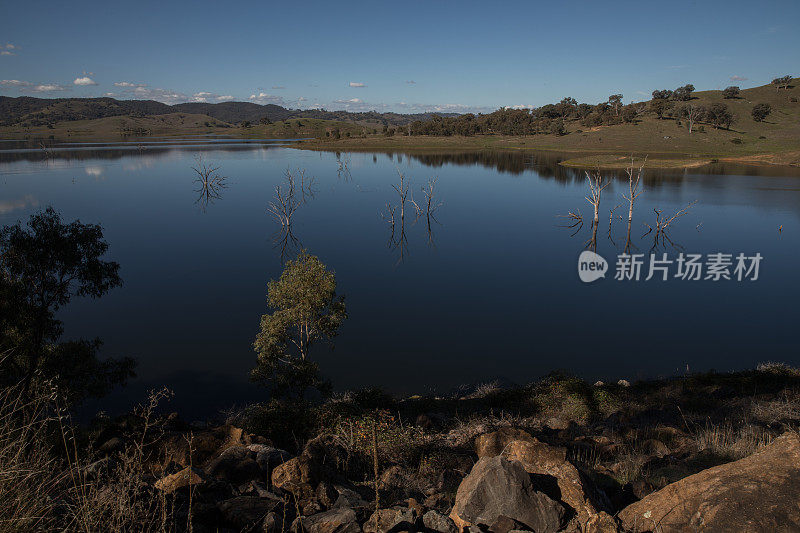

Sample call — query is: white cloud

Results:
[191,91,213,102]
[3,80,70,93]
[249,92,285,105]
[406,80,416,85]
[730,75,748,82]
[32,84,68,92]
[1,44,16,56]
[74,76,98,86]
[103,92,116,97]
[271,85,285,90]
[0,51,13,56]
[113,81,146,88]
[191,91,235,103]
[349,82,366,88]
[5,44,16,50]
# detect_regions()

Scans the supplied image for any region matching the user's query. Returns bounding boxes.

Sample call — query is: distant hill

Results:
[0,96,458,128]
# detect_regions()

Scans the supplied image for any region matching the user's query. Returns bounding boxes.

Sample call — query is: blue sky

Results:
[1,0,797,113]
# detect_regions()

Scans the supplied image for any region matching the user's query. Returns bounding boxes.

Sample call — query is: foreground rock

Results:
[363,506,417,533]
[292,507,362,533]
[502,438,612,531]
[154,466,205,493]
[449,456,565,532]
[618,432,800,532]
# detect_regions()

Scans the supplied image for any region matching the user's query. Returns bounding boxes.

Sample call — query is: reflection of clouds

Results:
[85,166,104,177]
[122,156,157,172]
[0,194,38,215]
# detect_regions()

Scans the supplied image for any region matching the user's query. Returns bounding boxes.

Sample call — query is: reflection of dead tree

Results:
[273,226,300,264]
[295,168,317,204]
[557,210,584,237]
[607,203,623,245]
[336,153,352,181]
[192,155,227,211]
[39,141,52,158]
[268,171,301,227]
[643,201,698,251]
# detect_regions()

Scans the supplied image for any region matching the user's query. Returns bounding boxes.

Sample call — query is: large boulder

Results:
[272,455,319,498]
[159,424,266,468]
[293,507,362,533]
[154,466,205,493]
[250,444,291,478]
[502,438,611,530]
[205,445,262,485]
[363,506,417,533]
[618,432,800,532]
[218,495,281,529]
[272,434,352,498]
[449,456,565,532]
[422,510,457,533]
[474,428,535,458]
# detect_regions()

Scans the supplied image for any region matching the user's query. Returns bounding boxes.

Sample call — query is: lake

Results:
[1,137,798,417]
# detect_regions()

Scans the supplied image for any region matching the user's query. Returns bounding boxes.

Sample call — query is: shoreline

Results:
[2,130,798,170]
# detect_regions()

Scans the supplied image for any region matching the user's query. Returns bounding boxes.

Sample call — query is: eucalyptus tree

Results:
[251,251,346,399]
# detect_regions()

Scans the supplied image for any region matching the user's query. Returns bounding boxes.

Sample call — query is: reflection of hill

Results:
[368,150,800,186]
[0,139,290,165]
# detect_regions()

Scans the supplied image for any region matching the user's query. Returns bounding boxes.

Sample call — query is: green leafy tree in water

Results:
[0,207,134,404]
[252,251,346,399]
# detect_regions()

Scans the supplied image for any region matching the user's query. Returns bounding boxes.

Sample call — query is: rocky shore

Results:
[78,365,800,532]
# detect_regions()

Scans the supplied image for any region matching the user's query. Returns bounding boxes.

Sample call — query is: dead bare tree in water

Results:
[622,157,646,252]
[643,201,698,251]
[557,210,584,236]
[268,170,301,227]
[336,153,352,181]
[392,170,410,224]
[584,170,609,226]
[192,155,227,211]
[583,170,609,251]
[422,178,443,246]
[378,171,414,263]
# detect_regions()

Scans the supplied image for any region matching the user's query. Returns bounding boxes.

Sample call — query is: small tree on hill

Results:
[772,75,793,91]
[608,94,623,116]
[707,103,734,129]
[652,89,673,100]
[751,103,772,122]
[673,84,695,101]
[723,86,740,99]
[650,98,673,119]
[678,104,704,133]
[251,251,346,399]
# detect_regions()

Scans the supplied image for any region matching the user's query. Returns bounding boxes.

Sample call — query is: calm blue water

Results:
[1,138,798,417]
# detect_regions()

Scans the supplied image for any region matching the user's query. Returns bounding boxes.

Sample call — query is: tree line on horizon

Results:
[398,77,793,137]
